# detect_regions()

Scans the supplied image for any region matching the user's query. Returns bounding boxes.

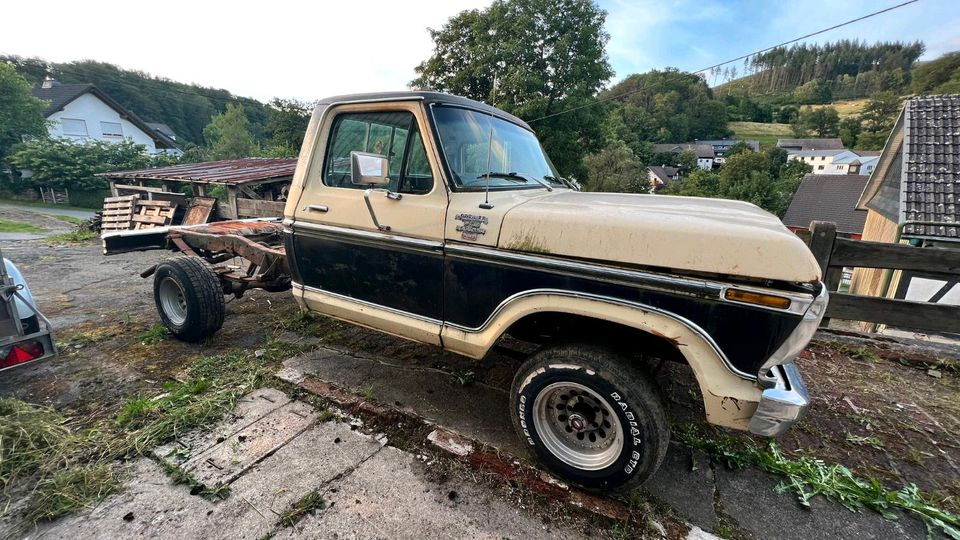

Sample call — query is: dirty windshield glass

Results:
[432,106,560,189]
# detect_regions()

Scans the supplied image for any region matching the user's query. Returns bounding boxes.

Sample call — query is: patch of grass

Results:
[115,398,161,428]
[316,409,336,423]
[0,218,45,233]
[279,490,326,527]
[276,309,321,336]
[138,323,171,345]
[0,199,96,212]
[0,398,71,485]
[42,214,85,226]
[674,424,960,538]
[848,346,881,362]
[358,386,375,400]
[845,432,885,450]
[44,230,98,244]
[25,464,120,522]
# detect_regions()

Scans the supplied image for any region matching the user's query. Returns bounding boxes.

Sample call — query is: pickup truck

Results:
[107,91,827,490]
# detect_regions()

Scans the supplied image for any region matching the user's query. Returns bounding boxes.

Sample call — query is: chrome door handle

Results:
[303,204,329,213]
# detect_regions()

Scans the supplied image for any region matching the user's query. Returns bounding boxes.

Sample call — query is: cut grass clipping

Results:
[675,424,960,539]
[45,230,98,244]
[1,349,280,522]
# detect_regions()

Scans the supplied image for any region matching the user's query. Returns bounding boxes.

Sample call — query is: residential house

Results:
[651,143,715,170]
[786,149,845,173]
[849,95,960,314]
[696,139,760,165]
[776,138,845,152]
[821,150,880,176]
[781,174,868,239]
[31,79,181,156]
[647,165,680,192]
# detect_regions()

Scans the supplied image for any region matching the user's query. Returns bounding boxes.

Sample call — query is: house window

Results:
[61,118,88,138]
[818,165,825,170]
[100,121,123,138]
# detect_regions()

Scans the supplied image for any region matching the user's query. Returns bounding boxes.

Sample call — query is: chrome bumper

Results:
[748,363,810,436]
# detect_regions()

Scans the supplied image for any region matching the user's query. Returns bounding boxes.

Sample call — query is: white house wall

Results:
[46,93,159,154]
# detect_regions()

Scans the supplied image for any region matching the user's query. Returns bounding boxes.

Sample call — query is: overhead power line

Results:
[525,0,921,124]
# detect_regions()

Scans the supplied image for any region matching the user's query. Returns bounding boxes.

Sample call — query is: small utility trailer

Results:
[0,247,57,373]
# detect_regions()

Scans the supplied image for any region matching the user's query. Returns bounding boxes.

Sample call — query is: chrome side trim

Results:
[293,279,751,380]
[446,243,815,313]
[293,282,443,326]
[289,221,444,253]
[444,287,752,380]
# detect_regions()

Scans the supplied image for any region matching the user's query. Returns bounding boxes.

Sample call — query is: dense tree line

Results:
[719,40,924,102]
[911,51,960,94]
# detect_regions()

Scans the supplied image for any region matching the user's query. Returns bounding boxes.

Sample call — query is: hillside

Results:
[729,121,792,147]
[3,56,270,145]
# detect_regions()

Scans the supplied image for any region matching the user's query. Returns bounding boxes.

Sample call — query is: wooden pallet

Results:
[182,197,217,226]
[100,195,139,232]
[132,200,177,229]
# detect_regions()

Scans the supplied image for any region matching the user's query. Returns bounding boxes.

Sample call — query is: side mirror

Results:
[350,151,390,186]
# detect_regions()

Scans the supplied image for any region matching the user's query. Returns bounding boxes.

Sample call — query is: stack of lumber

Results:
[100,195,178,233]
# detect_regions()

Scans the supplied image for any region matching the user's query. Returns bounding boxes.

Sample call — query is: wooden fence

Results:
[801,221,960,335]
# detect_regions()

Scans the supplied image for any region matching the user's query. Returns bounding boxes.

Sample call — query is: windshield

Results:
[432,106,561,190]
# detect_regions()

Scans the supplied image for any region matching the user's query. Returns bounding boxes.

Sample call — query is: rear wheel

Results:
[153,257,225,342]
[510,344,669,490]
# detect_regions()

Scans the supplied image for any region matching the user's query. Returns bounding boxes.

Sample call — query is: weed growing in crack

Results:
[674,424,960,538]
[845,432,885,450]
[279,490,326,527]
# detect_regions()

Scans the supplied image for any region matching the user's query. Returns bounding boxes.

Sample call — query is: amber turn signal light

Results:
[724,289,792,310]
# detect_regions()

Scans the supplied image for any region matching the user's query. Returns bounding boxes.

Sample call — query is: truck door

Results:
[289,102,447,345]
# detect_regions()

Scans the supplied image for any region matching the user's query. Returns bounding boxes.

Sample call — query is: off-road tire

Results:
[153,257,225,342]
[510,344,669,490]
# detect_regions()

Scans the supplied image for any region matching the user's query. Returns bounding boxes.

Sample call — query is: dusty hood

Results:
[497,191,821,283]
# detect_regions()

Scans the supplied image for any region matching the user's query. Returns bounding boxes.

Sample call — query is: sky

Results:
[2,0,957,103]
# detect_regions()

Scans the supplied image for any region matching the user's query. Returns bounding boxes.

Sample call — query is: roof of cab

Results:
[315,91,532,131]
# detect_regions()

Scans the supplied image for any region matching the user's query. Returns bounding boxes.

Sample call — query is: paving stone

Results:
[644,443,717,531]
[280,347,519,453]
[153,387,291,466]
[714,466,929,540]
[183,400,318,487]
[281,445,589,540]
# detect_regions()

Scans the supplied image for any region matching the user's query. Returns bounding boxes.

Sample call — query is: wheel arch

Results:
[440,290,762,430]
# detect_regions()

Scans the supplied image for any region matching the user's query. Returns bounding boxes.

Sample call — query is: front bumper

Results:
[747,363,810,436]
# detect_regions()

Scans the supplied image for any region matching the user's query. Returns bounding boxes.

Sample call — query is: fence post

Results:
[808,221,839,327]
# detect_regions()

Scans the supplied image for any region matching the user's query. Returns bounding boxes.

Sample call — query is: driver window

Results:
[324,112,410,189]
[323,111,433,195]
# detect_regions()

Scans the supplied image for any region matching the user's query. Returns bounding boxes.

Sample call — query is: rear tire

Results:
[153,257,225,342]
[510,344,669,490]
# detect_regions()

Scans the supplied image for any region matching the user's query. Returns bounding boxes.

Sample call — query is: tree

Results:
[9,139,154,190]
[724,141,754,158]
[204,103,257,160]
[793,80,832,105]
[412,0,613,178]
[0,62,48,177]
[582,141,646,193]
[674,149,698,176]
[839,117,862,148]
[660,168,720,197]
[265,98,313,157]
[859,91,900,133]
[794,106,840,137]
[603,69,730,154]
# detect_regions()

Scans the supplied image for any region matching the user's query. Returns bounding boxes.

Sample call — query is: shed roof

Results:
[782,174,869,235]
[98,158,297,185]
[651,143,715,159]
[777,138,845,151]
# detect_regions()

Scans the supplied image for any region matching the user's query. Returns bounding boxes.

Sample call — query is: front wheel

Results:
[510,344,669,490]
[153,257,225,342]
